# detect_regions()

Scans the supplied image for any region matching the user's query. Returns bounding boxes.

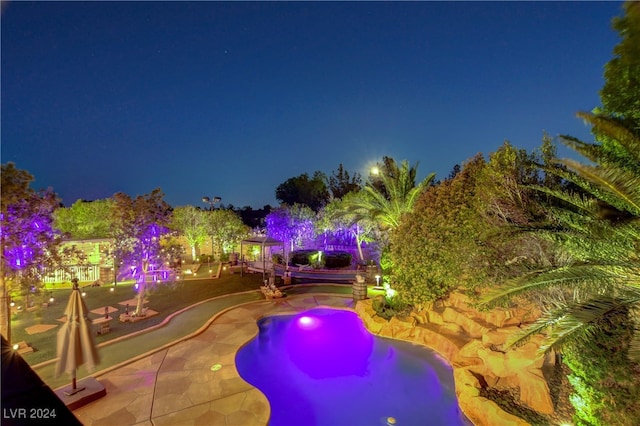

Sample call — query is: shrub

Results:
[289,250,352,269]
[323,251,352,268]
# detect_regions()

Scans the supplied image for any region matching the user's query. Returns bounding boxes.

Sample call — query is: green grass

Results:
[11,272,266,365]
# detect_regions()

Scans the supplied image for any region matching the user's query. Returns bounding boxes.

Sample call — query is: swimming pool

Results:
[236,308,471,426]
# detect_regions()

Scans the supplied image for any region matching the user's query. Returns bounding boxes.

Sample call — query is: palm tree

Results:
[481,112,640,359]
[344,158,435,230]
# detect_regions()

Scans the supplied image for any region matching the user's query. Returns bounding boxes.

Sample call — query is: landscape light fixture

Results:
[374,274,383,290]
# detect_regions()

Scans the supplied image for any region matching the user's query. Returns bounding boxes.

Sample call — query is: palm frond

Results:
[506,296,639,356]
[575,111,640,167]
[480,263,634,307]
[559,159,640,216]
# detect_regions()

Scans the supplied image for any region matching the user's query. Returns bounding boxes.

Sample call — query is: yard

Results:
[11,269,265,366]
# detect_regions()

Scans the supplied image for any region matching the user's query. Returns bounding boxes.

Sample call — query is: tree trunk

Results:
[135,260,148,316]
[353,228,365,262]
[0,270,11,343]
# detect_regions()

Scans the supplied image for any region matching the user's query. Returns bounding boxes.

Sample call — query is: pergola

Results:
[239,236,285,282]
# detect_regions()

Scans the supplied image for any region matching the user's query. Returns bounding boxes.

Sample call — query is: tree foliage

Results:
[275,171,329,212]
[53,199,114,239]
[391,140,559,308]
[266,204,316,254]
[327,163,362,199]
[391,155,490,306]
[0,163,75,341]
[170,205,209,260]
[317,192,378,262]
[205,209,250,259]
[110,189,177,315]
[599,1,640,133]
[343,157,435,231]
[482,114,640,360]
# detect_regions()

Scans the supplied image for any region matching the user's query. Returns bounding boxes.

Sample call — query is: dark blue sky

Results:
[2,1,623,209]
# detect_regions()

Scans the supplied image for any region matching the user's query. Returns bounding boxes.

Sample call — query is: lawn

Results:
[11,270,266,365]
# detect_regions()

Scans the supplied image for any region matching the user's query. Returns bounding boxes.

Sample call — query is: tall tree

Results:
[0,163,72,341]
[327,164,362,200]
[598,1,640,133]
[170,205,209,261]
[110,189,174,316]
[205,209,250,259]
[275,171,330,212]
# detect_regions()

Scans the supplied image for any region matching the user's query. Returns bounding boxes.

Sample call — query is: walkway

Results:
[40,285,353,425]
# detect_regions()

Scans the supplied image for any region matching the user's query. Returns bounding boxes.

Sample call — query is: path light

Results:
[374,274,383,290]
[81,291,86,297]
[12,343,19,351]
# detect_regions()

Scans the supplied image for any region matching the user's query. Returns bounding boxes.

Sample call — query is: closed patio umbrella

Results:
[55,278,100,395]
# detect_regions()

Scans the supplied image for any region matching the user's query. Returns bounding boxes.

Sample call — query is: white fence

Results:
[43,265,101,284]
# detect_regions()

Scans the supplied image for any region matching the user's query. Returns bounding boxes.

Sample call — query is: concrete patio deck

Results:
[71,293,354,426]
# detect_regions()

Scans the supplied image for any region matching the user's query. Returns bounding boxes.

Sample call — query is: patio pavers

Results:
[72,293,353,425]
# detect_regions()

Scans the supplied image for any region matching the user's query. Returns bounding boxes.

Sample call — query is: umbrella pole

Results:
[64,369,86,396]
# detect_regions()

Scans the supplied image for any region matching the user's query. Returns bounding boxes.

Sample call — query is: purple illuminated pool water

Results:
[236,308,471,426]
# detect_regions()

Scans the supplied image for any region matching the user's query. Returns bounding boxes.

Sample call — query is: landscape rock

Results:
[355,291,556,426]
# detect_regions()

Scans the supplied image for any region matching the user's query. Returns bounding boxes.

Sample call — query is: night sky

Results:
[1,1,623,209]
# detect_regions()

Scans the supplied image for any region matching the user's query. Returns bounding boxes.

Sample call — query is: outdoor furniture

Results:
[93,316,112,335]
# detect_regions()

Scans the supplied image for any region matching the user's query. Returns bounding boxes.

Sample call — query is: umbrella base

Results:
[63,386,86,396]
[55,377,106,411]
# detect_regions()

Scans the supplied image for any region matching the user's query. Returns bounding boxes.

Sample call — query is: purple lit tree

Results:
[265,204,316,260]
[1,163,75,341]
[110,189,179,316]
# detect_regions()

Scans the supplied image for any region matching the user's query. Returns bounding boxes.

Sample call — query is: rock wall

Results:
[354,292,554,426]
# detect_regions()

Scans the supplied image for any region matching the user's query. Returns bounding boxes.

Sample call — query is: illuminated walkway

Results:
[46,286,353,425]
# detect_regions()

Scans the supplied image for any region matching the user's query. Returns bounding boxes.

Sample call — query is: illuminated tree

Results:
[53,199,114,239]
[170,205,209,261]
[110,189,176,316]
[205,209,250,259]
[317,192,377,262]
[266,204,316,256]
[0,163,72,341]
